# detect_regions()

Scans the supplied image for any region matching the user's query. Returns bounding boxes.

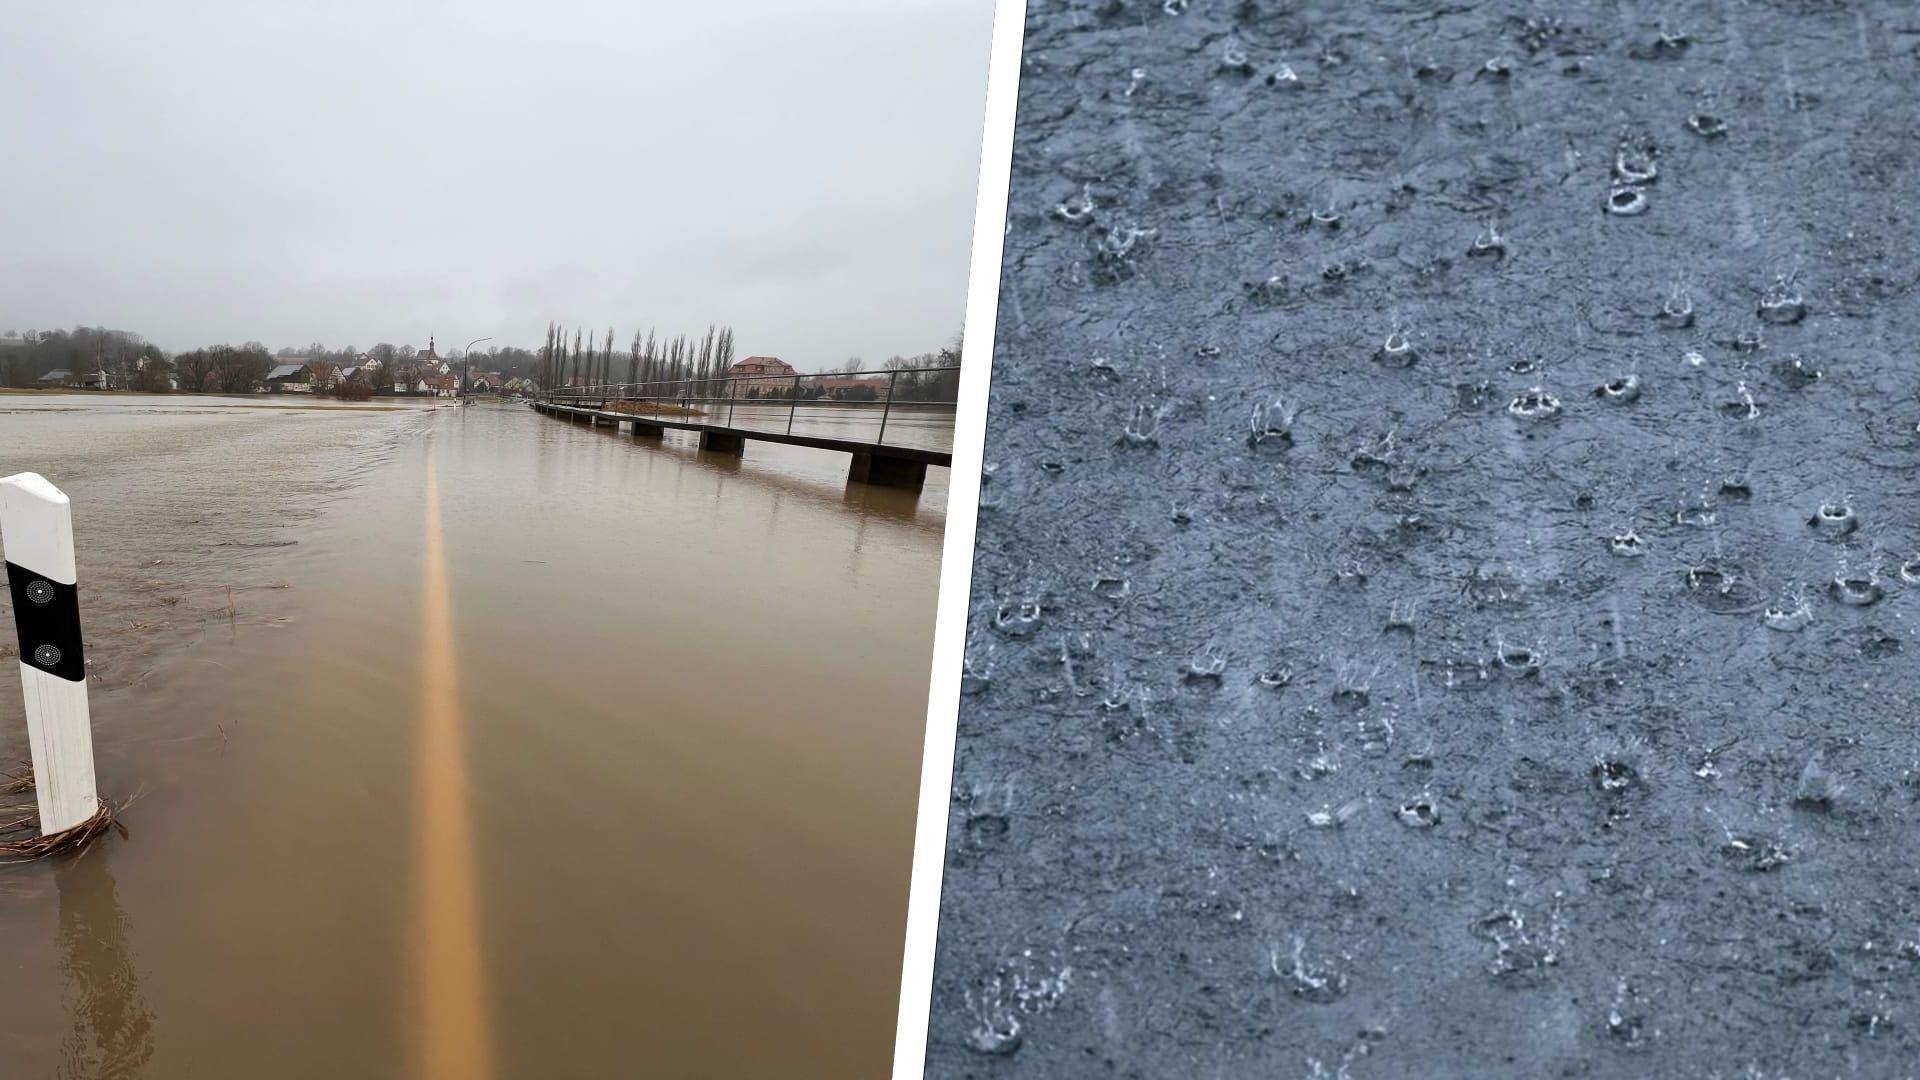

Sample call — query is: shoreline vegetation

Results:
[0,388,440,412]
[607,400,708,419]
[2,323,964,399]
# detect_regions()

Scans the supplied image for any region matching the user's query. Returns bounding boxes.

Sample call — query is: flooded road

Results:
[0,393,947,1077]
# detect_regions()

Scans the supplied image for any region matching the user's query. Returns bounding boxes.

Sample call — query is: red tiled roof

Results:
[728,356,795,378]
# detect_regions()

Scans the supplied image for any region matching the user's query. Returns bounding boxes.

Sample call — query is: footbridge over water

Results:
[532,365,957,489]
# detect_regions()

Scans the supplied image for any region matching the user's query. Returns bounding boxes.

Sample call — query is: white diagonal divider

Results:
[0,472,99,834]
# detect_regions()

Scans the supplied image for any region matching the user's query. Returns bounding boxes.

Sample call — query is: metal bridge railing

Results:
[539,365,959,451]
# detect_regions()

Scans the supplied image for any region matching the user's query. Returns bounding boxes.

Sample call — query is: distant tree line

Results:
[0,327,165,389]
[172,343,273,394]
[838,332,963,403]
[537,321,737,395]
[2,323,963,400]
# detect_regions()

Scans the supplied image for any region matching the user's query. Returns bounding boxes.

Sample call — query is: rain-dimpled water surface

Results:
[929,3,1920,1077]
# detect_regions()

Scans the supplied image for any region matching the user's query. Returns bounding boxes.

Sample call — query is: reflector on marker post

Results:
[0,472,99,835]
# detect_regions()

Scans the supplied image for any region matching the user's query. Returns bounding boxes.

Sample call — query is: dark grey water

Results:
[930,3,1920,1077]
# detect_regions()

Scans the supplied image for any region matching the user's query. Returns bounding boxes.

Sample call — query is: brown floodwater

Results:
[0,393,947,1078]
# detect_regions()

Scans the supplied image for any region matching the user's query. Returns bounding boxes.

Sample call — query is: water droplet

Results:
[1273,937,1350,1002]
[1686,113,1727,138]
[1264,63,1301,88]
[1592,759,1640,793]
[1116,401,1162,448]
[1183,642,1227,681]
[1722,834,1790,872]
[1608,530,1646,557]
[1719,381,1759,419]
[1595,373,1642,403]
[1808,503,1857,536]
[1605,186,1650,216]
[994,598,1043,637]
[1396,798,1441,828]
[1468,223,1506,259]
[1758,278,1807,324]
[1655,288,1695,328]
[1051,187,1095,224]
[1306,798,1363,829]
[1507,388,1562,420]
[1773,356,1821,388]
[1243,275,1289,306]
[1613,145,1659,185]
[1375,329,1418,368]
[1791,755,1843,812]
[1249,395,1298,447]
[1831,572,1882,606]
[1763,598,1813,632]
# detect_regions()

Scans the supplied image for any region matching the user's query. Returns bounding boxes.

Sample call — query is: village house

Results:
[263,361,315,392]
[261,360,342,392]
[468,371,507,394]
[36,369,73,387]
[416,338,449,374]
[726,356,796,382]
[134,354,178,391]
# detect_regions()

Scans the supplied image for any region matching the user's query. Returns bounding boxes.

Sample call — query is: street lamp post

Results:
[463,337,491,397]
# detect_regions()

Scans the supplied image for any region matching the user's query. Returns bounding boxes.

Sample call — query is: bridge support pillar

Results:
[698,431,745,455]
[849,452,927,489]
[629,421,664,439]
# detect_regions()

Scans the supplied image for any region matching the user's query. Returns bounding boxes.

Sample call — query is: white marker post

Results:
[0,473,99,834]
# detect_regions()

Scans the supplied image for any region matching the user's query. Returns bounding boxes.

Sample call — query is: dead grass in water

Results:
[0,765,131,861]
[609,399,707,419]
[0,766,31,795]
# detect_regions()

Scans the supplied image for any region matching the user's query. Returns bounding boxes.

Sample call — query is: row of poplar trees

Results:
[538,322,737,394]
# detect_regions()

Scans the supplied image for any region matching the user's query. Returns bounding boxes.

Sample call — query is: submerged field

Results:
[0,396,947,1077]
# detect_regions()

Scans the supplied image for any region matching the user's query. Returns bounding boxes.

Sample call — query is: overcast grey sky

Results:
[0,1,991,369]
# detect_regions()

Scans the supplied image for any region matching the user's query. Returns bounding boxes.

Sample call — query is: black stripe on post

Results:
[6,561,84,682]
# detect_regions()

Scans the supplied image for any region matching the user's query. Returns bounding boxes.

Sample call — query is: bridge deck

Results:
[538,402,951,464]
[532,401,951,488]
